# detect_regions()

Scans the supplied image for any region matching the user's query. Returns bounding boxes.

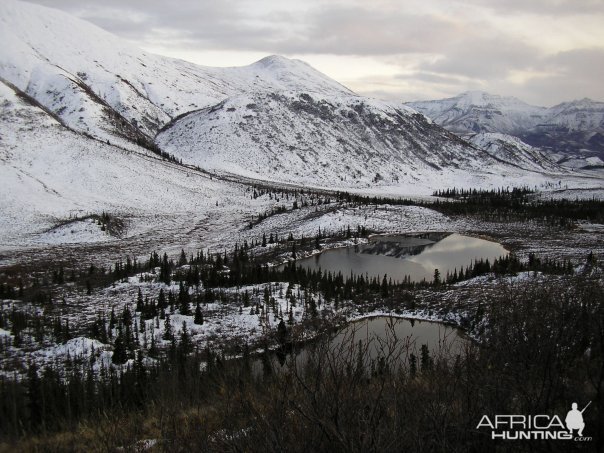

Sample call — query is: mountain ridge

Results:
[0,0,598,249]
[406,91,604,160]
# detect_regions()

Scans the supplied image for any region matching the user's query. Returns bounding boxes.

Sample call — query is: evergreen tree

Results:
[163,315,173,341]
[178,282,190,315]
[160,253,171,285]
[194,302,204,325]
[381,274,389,297]
[433,268,441,286]
[26,362,42,430]
[178,322,193,357]
[420,344,432,371]
[158,288,167,310]
[136,288,144,312]
[179,249,187,266]
[277,320,288,346]
[112,333,128,365]
[409,353,417,378]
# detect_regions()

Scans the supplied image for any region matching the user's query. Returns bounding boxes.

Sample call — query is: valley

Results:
[0,0,603,451]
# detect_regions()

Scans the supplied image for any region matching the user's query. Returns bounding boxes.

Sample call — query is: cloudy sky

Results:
[28,0,604,106]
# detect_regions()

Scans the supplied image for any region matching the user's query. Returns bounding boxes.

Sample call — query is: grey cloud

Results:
[29,0,285,50]
[504,47,604,105]
[421,35,541,79]
[277,6,460,55]
[363,47,604,105]
[26,0,462,56]
[466,0,604,16]
[24,0,604,105]
[396,72,469,85]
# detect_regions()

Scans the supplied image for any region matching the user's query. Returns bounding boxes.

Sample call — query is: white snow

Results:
[34,218,113,245]
[34,337,109,362]
[468,132,561,172]
[0,0,601,251]
[407,91,604,135]
[407,91,547,135]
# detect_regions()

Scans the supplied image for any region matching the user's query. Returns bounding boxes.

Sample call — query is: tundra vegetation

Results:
[0,189,602,452]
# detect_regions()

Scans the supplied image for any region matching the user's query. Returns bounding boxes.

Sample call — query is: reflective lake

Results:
[293,233,508,283]
[257,316,469,375]
[332,316,468,358]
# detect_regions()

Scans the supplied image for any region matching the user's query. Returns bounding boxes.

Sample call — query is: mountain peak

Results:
[253,55,299,68]
[455,91,528,108]
[553,97,600,109]
[245,54,354,96]
[459,90,491,99]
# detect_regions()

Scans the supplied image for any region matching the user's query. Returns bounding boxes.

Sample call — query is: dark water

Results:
[332,316,467,357]
[257,317,468,375]
[293,233,508,283]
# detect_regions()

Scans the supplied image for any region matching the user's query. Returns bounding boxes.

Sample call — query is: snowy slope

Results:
[0,0,573,190]
[0,0,598,250]
[157,91,519,189]
[407,92,604,158]
[468,133,561,172]
[0,80,252,246]
[0,0,351,147]
[547,98,604,132]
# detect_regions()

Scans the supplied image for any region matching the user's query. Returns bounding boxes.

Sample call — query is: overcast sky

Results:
[28,0,604,106]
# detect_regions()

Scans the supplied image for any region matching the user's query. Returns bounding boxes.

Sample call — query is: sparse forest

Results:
[0,186,603,452]
[0,275,602,452]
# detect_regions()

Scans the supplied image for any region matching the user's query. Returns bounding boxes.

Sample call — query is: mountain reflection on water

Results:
[294,233,508,283]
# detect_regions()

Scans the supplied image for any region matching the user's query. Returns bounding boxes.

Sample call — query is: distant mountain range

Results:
[407,91,604,168]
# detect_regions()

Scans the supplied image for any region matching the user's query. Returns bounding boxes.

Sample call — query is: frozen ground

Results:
[2,194,602,376]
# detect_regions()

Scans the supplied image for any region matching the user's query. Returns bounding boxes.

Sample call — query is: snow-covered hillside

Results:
[0,0,601,251]
[1,0,574,191]
[157,91,524,189]
[407,91,604,158]
[468,133,561,172]
[0,0,351,145]
[0,79,259,247]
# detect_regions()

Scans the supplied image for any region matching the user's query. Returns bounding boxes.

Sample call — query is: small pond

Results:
[256,316,470,376]
[292,232,508,283]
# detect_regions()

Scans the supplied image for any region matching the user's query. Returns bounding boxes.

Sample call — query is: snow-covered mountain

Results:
[0,0,597,247]
[0,0,351,147]
[468,133,561,172]
[156,91,515,189]
[0,1,569,188]
[0,76,253,247]
[407,91,545,135]
[406,91,604,159]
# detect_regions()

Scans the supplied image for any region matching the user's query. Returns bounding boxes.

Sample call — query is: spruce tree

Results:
[178,282,190,315]
[433,268,441,286]
[178,322,193,357]
[277,320,288,346]
[112,334,128,365]
[179,249,187,266]
[136,288,144,312]
[158,288,167,309]
[194,302,204,325]
[163,315,173,341]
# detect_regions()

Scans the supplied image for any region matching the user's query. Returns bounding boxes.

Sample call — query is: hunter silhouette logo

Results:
[477,401,592,441]
[565,401,590,437]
